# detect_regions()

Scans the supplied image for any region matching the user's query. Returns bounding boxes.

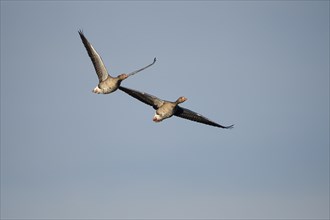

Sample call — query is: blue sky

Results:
[1,1,329,219]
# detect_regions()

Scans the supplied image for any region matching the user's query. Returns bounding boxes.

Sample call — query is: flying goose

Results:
[119,86,234,129]
[78,30,156,94]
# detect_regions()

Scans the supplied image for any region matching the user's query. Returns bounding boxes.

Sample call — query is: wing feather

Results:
[119,86,164,109]
[175,106,234,129]
[78,30,109,82]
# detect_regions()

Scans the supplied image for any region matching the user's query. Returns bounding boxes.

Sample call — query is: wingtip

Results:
[225,124,234,129]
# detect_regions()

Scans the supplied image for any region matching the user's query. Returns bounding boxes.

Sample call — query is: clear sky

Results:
[1,1,329,219]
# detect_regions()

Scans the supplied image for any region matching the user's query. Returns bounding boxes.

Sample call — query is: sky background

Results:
[1,1,329,219]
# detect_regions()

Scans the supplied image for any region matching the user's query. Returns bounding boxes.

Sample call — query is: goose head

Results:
[118,73,129,80]
[176,96,187,104]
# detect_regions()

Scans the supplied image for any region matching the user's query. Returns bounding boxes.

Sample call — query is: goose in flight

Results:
[78,30,156,94]
[119,86,234,129]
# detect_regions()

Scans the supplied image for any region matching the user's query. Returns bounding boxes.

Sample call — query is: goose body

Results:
[78,30,156,94]
[119,86,234,129]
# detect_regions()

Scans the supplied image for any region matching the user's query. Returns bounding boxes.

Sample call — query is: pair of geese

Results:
[79,30,234,129]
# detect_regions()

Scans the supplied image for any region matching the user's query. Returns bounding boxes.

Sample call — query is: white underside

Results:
[153,113,163,122]
[93,86,103,94]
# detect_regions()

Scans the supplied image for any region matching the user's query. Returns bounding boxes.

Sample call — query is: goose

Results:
[78,30,156,94]
[119,86,234,129]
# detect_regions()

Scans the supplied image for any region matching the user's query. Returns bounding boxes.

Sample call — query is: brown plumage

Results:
[119,86,234,129]
[78,30,156,94]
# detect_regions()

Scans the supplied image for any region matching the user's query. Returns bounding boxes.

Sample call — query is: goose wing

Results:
[126,58,157,77]
[78,30,109,82]
[175,106,234,129]
[119,86,164,109]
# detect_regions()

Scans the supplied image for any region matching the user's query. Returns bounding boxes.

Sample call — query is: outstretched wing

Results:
[119,86,164,109]
[175,106,234,129]
[126,57,157,77]
[78,30,109,82]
